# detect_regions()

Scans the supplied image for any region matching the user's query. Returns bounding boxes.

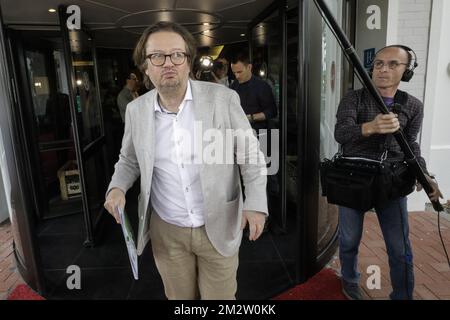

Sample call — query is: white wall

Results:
[396,0,432,102]
[0,128,11,223]
[0,167,9,223]
[416,0,450,211]
[384,0,450,211]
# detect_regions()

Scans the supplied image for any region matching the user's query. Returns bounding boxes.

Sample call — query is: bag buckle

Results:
[380,150,388,162]
[332,150,342,161]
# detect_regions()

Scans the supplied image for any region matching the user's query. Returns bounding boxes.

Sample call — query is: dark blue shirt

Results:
[230,75,277,130]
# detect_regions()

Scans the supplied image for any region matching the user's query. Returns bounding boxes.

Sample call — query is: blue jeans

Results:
[338,197,414,300]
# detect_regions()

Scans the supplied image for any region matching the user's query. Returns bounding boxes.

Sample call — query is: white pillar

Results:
[0,128,11,223]
[408,0,450,211]
[386,0,399,44]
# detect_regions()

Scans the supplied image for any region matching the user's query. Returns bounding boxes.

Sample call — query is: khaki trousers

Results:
[149,212,238,300]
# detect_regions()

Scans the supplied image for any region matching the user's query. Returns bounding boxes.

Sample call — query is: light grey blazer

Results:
[106,80,268,257]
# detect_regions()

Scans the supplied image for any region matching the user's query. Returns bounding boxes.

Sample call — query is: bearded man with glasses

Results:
[104,21,268,300]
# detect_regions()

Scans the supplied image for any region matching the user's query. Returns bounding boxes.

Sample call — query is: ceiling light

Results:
[240,33,246,37]
[48,8,56,13]
[200,56,213,69]
[203,22,210,26]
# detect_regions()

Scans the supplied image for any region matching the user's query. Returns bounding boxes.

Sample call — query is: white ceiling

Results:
[0,0,275,48]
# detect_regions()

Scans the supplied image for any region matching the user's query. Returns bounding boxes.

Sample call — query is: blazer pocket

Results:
[226,184,240,203]
[224,194,239,213]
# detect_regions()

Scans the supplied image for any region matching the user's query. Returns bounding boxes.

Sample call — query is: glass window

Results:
[22,32,82,219]
[251,10,282,227]
[317,0,344,253]
[252,11,281,111]
[68,30,103,147]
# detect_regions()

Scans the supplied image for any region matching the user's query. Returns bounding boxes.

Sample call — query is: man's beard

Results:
[158,77,181,95]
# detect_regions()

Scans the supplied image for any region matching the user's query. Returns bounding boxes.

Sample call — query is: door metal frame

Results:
[248,0,287,234]
[296,0,310,284]
[58,5,109,247]
[0,17,45,293]
[6,29,47,219]
[58,6,95,247]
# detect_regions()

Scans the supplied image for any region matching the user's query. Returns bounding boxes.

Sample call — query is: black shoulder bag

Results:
[320,143,416,212]
[319,152,388,212]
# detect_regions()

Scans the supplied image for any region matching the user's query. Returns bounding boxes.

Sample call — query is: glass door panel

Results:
[59,6,108,245]
[316,0,343,254]
[69,30,103,148]
[20,31,82,220]
[251,9,283,231]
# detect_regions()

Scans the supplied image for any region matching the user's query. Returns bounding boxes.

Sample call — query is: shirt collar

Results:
[154,80,193,114]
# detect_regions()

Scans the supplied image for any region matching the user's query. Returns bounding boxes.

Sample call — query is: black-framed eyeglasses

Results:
[146,52,189,66]
[373,60,408,70]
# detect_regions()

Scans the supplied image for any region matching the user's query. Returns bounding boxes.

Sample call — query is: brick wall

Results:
[396,0,432,101]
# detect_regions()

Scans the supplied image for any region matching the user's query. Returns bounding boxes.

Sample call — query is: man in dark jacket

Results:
[230,53,277,132]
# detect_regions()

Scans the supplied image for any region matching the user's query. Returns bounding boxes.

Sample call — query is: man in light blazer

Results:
[104,21,268,300]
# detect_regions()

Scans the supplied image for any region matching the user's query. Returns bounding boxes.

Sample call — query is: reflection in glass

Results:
[317,0,343,253]
[66,28,107,239]
[68,30,102,147]
[286,7,300,207]
[22,32,82,219]
[284,4,300,280]
[252,12,281,111]
[251,10,281,229]
[250,3,300,282]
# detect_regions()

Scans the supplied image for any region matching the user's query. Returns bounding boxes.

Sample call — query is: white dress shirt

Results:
[151,81,205,227]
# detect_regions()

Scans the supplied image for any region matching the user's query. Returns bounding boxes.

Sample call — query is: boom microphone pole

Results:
[314,0,443,212]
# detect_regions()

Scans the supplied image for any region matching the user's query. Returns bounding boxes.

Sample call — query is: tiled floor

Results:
[328,210,450,300]
[1,210,450,300]
[0,203,299,300]
[0,219,25,300]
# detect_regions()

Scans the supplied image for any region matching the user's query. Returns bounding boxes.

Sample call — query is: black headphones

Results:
[368,45,418,82]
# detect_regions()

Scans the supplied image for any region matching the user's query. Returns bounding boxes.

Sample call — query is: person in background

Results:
[211,57,230,87]
[230,53,277,132]
[117,72,139,123]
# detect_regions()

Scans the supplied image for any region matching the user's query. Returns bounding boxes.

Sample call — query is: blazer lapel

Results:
[191,80,214,131]
[142,90,156,154]
[190,80,215,211]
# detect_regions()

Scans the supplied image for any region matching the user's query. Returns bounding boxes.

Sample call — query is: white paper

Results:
[117,207,139,280]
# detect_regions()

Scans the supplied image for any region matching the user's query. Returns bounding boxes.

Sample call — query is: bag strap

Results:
[381,136,390,162]
[382,93,405,162]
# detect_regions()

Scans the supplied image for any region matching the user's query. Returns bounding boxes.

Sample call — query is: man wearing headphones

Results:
[334,45,443,300]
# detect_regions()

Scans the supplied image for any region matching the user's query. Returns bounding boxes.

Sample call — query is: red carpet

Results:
[273,268,348,300]
[7,284,45,300]
[6,269,344,300]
